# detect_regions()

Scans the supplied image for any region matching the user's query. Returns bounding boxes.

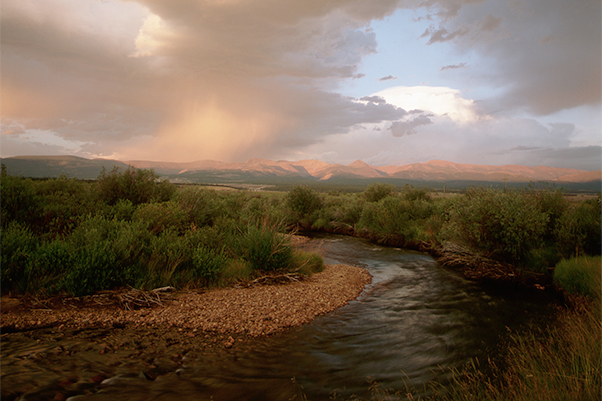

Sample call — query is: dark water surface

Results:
[2,235,555,400]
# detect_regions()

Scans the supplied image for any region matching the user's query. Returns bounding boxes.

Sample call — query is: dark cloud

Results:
[528,146,602,171]
[1,0,408,161]
[1,0,598,169]
[422,26,469,44]
[427,0,601,115]
[390,114,433,137]
[360,95,387,104]
[440,62,467,71]
[500,146,602,171]
[509,146,542,151]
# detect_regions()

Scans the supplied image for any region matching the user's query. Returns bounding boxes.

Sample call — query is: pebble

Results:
[1,265,371,338]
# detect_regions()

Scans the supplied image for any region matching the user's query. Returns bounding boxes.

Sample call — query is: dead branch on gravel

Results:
[237,273,304,288]
[117,287,174,310]
[434,241,518,281]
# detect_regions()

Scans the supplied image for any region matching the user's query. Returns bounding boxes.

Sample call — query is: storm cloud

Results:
[1,0,599,169]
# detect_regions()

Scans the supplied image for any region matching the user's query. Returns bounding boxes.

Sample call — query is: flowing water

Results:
[2,235,556,400]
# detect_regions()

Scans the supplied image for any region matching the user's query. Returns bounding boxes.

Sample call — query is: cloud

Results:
[421,26,470,44]
[359,96,387,104]
[1,0,598,170]
[1,0,408,162]
[526,146,602,171]
[390,114,434,137]
[292,104,599,170]
[129,14,172,58]
[440,62,467,71]
[375,86,481,124]
[424,0,601,115]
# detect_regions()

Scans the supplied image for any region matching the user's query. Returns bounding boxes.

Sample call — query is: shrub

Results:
[0,222,38,293]
[192,246,230,283]
[363,183,395,202]
[31,240,75,294]
[96,166,175,206]
[142,229,194,289]
[0,175,40,229]
[63,215,152,294]
[527,184,568,240]
[176,187,220,227]
[401,184,431,202]
[555,198,601,258]
[291,250,325,276]
[219,259,254,286]
[30,178,95,237]
[133,200,188,234]
[441,187,548,264]
[357,195,431,245]
[554,256,601,301]
[237,222,294,272]
[60,240,119,296]
[105,198,136,221]
[285,185,321,223]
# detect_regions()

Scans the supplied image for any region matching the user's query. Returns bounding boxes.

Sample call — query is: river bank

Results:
[1,263,372,400]
[1,264,371,337]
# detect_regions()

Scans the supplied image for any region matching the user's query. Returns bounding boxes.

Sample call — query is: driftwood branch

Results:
[117,287,175,310]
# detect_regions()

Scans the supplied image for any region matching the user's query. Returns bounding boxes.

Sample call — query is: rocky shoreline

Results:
[1,264,372,337]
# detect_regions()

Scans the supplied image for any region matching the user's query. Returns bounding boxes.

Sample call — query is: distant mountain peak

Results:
[348,160,371,168]
[2,155,600,185]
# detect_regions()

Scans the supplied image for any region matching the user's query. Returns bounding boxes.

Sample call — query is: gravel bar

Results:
[1,264,372,337]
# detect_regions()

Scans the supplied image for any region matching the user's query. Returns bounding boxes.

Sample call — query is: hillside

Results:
[2,155,600,191]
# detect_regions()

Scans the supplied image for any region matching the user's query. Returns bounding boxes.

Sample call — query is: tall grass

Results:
[424,256,602,401]
[554,256,601,301]
[426,301,601,401]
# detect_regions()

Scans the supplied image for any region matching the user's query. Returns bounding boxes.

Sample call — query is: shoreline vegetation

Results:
[1,166,600,400]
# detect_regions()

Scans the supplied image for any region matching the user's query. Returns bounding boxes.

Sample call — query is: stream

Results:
[1,234,557,400]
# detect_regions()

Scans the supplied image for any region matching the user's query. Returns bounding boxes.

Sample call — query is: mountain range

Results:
[2,155,600,190]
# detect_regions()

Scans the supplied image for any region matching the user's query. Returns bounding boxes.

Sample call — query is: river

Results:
[1,234,556,400]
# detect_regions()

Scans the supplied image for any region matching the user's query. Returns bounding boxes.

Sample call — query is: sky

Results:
[1,0,601,170]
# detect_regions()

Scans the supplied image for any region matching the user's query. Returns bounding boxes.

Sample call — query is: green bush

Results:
[314,193,364,231]
[285,185,321,224]
[133,200,189,234]
[363,183,395,202]
[357,195,432,245]
[555,198,601,258]
[441,188,549,264]
[218,259,254,285]
[34,177,97,237]
[291,250,325,276]
[63,215,152,294]
[104,198,136,221]
[401,184,431,202]
[60,240,119,296]
[237,222,294,271]
[554,256,601,300]
[0,222,38,293]
[192,246,230,283]
[0,175,40,229]
[142,229,195,289]
[527,184,569,240]
[96,166,175,206]
[31,240,75,294]
[176,187,220,227]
